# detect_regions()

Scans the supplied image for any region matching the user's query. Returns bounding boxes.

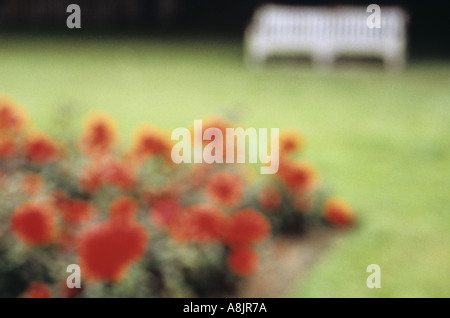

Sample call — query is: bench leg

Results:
[244,51,267,68]
[384,53,406,71]
[313,52,335,70]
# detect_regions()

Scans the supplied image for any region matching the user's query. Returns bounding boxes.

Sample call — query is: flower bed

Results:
[0,94,356,298]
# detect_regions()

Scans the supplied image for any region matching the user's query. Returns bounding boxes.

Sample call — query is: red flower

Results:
[58,199,96,224]
[150,197,184,229]
[197,116,237,160]
[323,197,355,226]
[11,201,56,246]
[0,95,27,131]
[227,246,259,276]
[59,280,81,298]
[199,116,231,141]
[278,160,317,190]
[278,129,304,154]
[80,157,136,192]
[224,209,270,245]
[25,132,60,163]
[170,204,227,243]
[77,218,149,281]
[129,124,172,161]
[22,282,52,298]
[0,134,17,158]
[206,171,243,207]
[103,158,136,189]
[258,185,282,211]
[80,112,117,156]
[109,196,138,222]
[79,163,103,192]
[21,172,44,195]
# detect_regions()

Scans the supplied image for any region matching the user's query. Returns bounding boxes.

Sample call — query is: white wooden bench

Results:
[244,5,409,69]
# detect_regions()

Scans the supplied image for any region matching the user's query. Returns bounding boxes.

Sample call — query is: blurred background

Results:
[0,0,449,58]
[0,0,449,297]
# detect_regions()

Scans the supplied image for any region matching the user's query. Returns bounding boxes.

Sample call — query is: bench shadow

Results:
[254,55,394,73]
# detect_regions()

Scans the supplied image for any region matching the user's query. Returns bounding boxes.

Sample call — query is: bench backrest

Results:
[249,5,408,43]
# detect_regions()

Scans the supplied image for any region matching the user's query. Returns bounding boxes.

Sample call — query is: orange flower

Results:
[170,204,227,243]
[11,201,56,246]
[58,198,96,224]
[21,172,44,195]
[80,157,136,192]
[206,171,243,207]
[22,282,52,298]
[0,95,27,131]
[278,160,318,190]
[227,246,259,276]
[197,116,238,160]
[198,116,232,144]
[77,217,149,282]
[0,134,17,158]
[224,208,271,245]
[278,129,304,154]
[150,197,184,229]
[258,185,282,211]
[129,124,172,161]
[25,132,60,163]
[79,112,117,156]
[109,196,138,223]
[323,197,355,226]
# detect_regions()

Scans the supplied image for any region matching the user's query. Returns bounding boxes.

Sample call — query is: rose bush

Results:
[0,94,356,297]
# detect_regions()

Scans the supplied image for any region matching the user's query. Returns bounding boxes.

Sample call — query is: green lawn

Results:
[1,35,449,297]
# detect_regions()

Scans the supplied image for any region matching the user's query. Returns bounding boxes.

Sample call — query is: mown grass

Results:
[0,35,448,297]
